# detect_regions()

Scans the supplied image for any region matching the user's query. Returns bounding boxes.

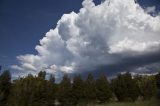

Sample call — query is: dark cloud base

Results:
[75,51,160,79]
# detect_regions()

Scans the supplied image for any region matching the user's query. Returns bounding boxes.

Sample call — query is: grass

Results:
[83,99,159,106]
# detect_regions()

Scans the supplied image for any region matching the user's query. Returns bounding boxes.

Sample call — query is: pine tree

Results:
[45,74,56,106]
[38,71,46,79]
[111,72,139,101]
[72,75,85,105]
[137,76,157,100]
[84,73,96,103]
[155,72,160,100]
[111,74,126,101]
[9,74,54,106]
[155,72,160,89]
[57,74,74,106]
[96,74,112,103]
[9,75,35,106]
[0,70,11,105]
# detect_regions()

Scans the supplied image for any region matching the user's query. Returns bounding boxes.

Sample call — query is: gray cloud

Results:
[11,0,160,79]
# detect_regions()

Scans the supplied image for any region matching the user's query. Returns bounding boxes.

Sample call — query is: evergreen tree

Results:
[38,71,46,79]
[84,73,96,103]
[155,72,160,100]
[57,74,74,106]
[46,74,56,106]
[9,74,56,106]
[9,74,35,106]
[0,70,11,105]
[155,72,160,89]
[111,72,139,101]
[2,69,159,105]
[72,75,85,105]
[96,74,112,103]
[136,75,157,100]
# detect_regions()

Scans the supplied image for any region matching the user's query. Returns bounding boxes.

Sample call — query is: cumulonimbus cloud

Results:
[11,0,160,79]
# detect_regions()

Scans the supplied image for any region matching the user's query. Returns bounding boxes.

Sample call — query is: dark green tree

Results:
[84,73,96,103]
[155,72,160,89]
[0,70,11,105]
[72,75,85,105]
[136,75,157,100]
[96,74,112,103]
[46,74,56,106]
[9,73,56,106]
[155,72,160,100]
[57,74,74,106]
[38,71,46,79]
[111,72,139,102]
[9,74,35,106]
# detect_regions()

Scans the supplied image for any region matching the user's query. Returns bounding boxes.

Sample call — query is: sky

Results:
[0,0,160,80]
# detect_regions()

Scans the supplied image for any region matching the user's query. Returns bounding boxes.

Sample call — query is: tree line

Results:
[0,70,160,106]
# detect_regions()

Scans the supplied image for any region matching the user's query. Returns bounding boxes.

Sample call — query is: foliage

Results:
[38,71,46,79]
[135,75,157,100]
[0,70,11,105]
[155,72,160,100]
[57,74,75,106]
[9,72,56,106]
[0,69,159,105]
[72,75,85,105]
[96,74,112,103]
[155,72,160,89]
[84,73,97,103]
[111,72,139,102]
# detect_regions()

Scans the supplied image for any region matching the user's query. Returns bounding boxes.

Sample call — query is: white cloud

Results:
[145,6,156,14]
[11,0,160,79]
[109,37,160,55]
[11,65,24,71]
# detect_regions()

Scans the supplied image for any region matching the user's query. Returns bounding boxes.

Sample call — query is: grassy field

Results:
[83,99,159,106]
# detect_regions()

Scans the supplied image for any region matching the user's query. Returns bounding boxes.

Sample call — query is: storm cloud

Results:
[11,0,160,79]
